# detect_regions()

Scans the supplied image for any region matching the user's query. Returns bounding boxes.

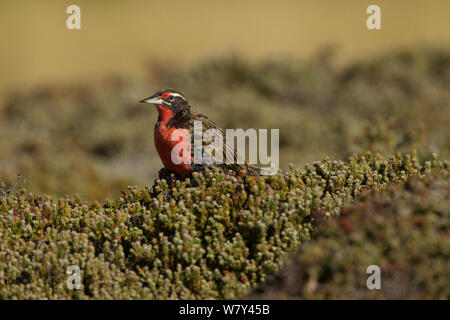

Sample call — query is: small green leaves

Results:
[0,152,447,299]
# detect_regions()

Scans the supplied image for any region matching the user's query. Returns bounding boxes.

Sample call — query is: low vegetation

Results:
[0,47,449,299]
[0,152,447,299]
[249,168,449,299]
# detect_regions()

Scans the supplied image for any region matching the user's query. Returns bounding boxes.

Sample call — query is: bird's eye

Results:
[169,95,174,101]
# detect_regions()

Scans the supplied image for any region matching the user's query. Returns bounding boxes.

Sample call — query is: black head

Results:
[140,88,190,115]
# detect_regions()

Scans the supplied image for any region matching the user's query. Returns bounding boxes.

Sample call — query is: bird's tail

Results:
[246,162,279,176]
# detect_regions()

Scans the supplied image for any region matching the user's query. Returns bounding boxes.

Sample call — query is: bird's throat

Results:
[156,105,174,124]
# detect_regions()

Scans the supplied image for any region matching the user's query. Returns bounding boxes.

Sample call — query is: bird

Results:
[139,88,260,178]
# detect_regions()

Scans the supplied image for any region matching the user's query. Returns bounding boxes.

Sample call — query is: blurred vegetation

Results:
[0,152,446,299]
[0,47,449,200]
[249,170,449,299]
[0,47,449,299]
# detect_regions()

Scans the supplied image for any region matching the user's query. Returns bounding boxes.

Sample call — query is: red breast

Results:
[154,105,192,177]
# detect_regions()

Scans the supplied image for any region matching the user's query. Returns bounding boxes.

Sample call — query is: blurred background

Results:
[0,0,449,201]
[0,0,449,300]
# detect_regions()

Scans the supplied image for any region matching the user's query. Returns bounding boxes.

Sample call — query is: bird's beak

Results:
[139,93,164,105]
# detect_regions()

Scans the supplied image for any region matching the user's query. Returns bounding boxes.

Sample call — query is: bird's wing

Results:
[189,113,249,170]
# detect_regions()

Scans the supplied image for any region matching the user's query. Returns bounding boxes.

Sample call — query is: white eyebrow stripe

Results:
[168,92,186,100]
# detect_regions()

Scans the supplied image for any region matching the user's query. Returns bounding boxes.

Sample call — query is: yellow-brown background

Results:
[1,0,450,101]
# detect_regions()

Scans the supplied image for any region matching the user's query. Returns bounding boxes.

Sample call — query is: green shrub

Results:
[0,152,447,299]
[249,168,449,299]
